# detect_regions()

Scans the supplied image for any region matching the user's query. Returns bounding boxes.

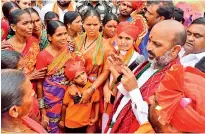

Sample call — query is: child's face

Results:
[74,71,88,86]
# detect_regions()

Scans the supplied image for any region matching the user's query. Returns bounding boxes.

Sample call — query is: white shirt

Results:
[40,1,76,22]
[179,48,205,67]
[107,63,158,133]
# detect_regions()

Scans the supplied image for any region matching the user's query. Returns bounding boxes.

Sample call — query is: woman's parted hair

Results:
[2,1,20,19]
[8,9,29,25]
[47,20,65,36]
[102,13,119,26]
[64,11,80,27]
[1,69,26,113]
[82,8,101,22]
[44,11,59,26]
[24,7,39,17]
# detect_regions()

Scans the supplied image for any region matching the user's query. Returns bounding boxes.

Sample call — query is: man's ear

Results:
[8,106,19,118]
[10,24,16,32]
[172,45,181,56]
[159,16,165,21]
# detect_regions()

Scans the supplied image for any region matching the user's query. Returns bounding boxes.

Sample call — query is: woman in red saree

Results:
[1,69,47,133]
[74,9,114,132]
[5,9,47,127]
[6,9,46,81]
[36,20,73,133]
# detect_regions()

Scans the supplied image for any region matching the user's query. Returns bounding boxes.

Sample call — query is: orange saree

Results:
[75,32,113,131]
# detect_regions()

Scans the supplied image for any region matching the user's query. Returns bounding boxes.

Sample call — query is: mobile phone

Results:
[73,95,81,104]
[110,95,115,104]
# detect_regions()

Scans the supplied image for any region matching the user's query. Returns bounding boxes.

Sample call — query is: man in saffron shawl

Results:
[104,20,187,133]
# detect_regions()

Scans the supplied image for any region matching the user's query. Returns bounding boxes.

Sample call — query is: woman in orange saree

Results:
[74,9,114,132]
[36,20,73,133]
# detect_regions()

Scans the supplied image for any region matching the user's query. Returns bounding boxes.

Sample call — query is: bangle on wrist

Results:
[38,98,45,109]
[90,85,96,92]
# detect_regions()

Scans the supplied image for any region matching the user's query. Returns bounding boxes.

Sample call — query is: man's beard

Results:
[148,50,173,67]
[57,1,70,7]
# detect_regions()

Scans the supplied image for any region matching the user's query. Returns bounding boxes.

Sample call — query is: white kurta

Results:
[107,62,158,133]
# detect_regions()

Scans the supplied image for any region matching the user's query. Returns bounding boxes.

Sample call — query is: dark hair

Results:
[47,20,65,36]
[195,57,205,73]
[191,17,205,25]
[64,11,79,26]
[102,13,119,26]
[1,69,26,113]
[83,8,101,22]
[156,5,174,20]
[149,1,174,20]
[148,1,174,7]
[1,50,22,69]
[44,11,59,25]
[24,7,39,16]
[8,9,29,25]
[2,2,20,19]
[173,7,184,23]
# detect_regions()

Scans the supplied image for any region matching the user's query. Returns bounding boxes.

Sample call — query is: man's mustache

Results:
[148,50,156,57]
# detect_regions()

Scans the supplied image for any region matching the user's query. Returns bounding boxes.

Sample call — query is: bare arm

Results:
[92,70,110,90]
[103,79,113,103]
[61,104,67,122]
[37,81,47,116]
[89,102,99,126]
[37,80,44,99]
[80,70,110,104]
[36,80,49,127]
[59,104,67,128]
[93,102,99,121]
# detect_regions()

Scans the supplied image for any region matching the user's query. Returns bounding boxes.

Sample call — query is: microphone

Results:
[115,55,145,84]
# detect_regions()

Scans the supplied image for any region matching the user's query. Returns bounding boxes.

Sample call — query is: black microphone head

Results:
[136,55,145,64]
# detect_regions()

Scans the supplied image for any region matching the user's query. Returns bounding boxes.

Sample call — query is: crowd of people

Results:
[1,0,205,133]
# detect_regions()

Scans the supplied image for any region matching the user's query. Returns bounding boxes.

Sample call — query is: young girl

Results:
[60,54,100,133]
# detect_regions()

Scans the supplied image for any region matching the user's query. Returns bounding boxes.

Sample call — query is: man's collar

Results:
[195,51,205,60]
[181,47,205,60]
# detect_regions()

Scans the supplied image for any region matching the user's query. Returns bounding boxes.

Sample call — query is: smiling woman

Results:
[36,20,75,133]
[24,8,49,51]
